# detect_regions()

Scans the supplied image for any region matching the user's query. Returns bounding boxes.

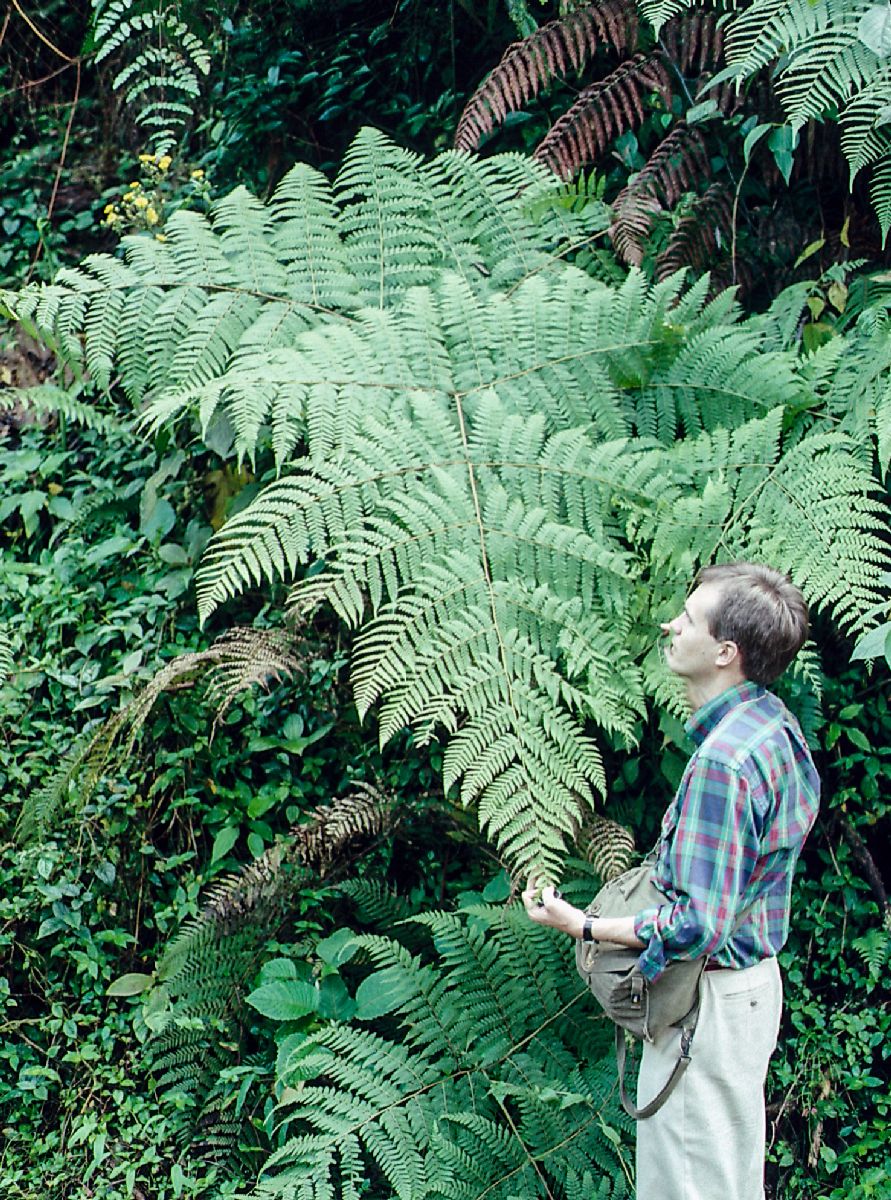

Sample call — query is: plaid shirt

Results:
[634,681,820,982]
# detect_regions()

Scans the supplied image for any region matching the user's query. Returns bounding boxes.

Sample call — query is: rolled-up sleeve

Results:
[635,755,758,981]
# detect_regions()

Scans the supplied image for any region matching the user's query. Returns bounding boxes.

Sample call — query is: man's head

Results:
[665,562,808,689]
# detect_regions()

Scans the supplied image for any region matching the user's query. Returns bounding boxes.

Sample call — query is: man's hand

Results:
[522,877,647,949]
[522,877,586,940]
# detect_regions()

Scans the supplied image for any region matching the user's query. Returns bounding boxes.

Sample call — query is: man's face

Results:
[661,582,730,683]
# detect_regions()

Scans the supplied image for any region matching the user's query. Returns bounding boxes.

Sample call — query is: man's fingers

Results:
[522,878,562,911]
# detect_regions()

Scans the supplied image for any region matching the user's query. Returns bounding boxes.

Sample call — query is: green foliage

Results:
[637,0,891,242]
[249,895,634,1199]
[766,669,891,1199]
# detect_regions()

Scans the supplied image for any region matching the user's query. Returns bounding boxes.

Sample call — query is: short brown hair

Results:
[694,562,809,685]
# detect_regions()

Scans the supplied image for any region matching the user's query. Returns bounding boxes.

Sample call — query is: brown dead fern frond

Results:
[148,782,396,1160]
[169,783,394,950]
[455,1,637,153]
[534,54,672,179]
[610,122,711,264]
[656,182,734,280]
[155,786,393,1016]
[582,814,636,881]
[659,8,724,78]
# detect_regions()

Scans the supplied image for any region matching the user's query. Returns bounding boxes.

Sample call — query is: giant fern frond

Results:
[8,133,889,876]
[7,134,601,467]
[190,266,885,874]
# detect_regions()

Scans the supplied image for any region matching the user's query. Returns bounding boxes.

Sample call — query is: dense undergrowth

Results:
[0,2,889,1198]
[0,418,886,1198]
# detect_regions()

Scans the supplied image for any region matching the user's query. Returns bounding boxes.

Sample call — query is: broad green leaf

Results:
[317,928,361,967]
[318,974,357,1021]
[858,4,891,57]
[743,123,772,166]
[354,965,417,1020]
[258,956,298,984]
[106,972,154,997]
[851,622,891,662]
[768,127,797,185]
[246,978,319,1020]
[795,238,825,269]
[686,99,718,124]
[211,825,239,863]
[482,870,511,901]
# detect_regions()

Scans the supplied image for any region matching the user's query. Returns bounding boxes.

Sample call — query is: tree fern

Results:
[7,134,889,876]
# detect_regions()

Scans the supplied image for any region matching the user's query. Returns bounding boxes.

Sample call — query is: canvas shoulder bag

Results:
[575,858,702,1119]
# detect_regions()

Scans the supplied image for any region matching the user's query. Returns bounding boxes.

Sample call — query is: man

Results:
[523,562,820,1200]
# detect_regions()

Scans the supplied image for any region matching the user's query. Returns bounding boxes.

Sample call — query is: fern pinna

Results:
[7,130,890,877]
[248,898,633,1199]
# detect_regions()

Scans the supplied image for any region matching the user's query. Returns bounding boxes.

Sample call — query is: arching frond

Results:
[10,134,598,465]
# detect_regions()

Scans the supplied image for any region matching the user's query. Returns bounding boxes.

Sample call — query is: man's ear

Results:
[715,640,741,669]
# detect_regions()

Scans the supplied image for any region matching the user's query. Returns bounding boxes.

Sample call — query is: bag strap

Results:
[615,1022,694,1119]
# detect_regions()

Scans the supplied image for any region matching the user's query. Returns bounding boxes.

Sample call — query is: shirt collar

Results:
[685,680,766,745]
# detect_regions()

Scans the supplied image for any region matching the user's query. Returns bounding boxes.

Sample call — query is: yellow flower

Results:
[145,206,159,226]
[155,233,168,243]
[123,192,135,202]
[138,153,154,163]
[133,195,149,209]
[190,168,204,180]
[157,155,172,171]
[128,180,141,189]
[103,203,115,214]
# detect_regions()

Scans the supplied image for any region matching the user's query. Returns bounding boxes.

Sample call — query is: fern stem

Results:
[484,1069,559,1200]
[10,0,77,62]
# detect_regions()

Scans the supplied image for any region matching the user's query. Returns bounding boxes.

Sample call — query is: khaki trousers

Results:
[635,956,782,1200]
